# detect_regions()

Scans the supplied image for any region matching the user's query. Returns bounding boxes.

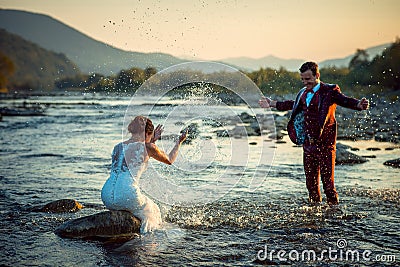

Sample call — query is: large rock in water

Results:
[383,158,400,168]
[335,143,368,164]
[55,210,141,240]
[33,199,83,213]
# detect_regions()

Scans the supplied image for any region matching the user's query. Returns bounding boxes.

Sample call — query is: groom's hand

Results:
[259,96,276,108]
[357,97,369,110]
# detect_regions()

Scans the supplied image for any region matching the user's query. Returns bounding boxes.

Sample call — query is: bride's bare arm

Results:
[146,130,187,165]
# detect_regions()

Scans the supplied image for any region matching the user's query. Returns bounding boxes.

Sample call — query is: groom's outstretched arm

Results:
[259,96,294,111]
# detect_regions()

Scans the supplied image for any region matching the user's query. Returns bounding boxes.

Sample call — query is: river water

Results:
[0,94,399,266]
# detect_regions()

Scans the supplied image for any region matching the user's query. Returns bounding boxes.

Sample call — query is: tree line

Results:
[249,38,400,97]
[1,39,399,95]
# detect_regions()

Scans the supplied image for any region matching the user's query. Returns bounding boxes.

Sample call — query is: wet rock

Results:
[33,199,83,213]
[174,121,185,126]
[366,147,381,151]
[244,125,259,136]
[238,112,256,123]
[362,155,377,158]
[229,125,246,137]
[268,131,284,140]
[336,143,352,150]
[336,132,358,141]
[55,210,140,240]
[182,122,200,144]
[249,121,261,135]
[336,143,367,164]
[259,114,275,129]
[215,129,229,137]
[375,132,400,143]
[383,158,400,168]
[227,121,261,138]
[274,114,289,129]
[335,96,400,143]
[202,119,223,128]
[374,133,389,142]
[217,92,245,105]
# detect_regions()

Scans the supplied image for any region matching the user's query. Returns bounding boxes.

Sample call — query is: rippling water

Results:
[0,94,399,266]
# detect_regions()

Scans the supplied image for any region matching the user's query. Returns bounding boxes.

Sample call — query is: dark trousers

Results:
[303,143,338,205]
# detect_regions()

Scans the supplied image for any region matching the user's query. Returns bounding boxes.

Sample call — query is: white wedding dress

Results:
[101,142,162,234]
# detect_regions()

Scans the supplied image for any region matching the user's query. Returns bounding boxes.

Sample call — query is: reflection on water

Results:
[0,95,399,266]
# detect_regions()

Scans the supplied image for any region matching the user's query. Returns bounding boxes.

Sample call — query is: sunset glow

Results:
[1,0,399,62]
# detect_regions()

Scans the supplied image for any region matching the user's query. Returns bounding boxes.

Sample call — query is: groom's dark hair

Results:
[299,61,319,76]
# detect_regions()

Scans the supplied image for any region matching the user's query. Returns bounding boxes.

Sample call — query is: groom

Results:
[259,62,369,205]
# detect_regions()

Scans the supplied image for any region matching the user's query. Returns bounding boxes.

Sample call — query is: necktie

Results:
[301,88,314,104]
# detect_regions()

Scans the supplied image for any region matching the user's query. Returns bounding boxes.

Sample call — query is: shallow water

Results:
[0,94,399,266]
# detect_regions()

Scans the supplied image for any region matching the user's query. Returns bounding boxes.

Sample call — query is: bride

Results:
[101,116,187,233]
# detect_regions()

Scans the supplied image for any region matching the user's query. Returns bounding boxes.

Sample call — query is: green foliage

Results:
[78,39,399,97]
[93,76,116,92]
[245,67,301,95]
[55,67,158,93]
[369,38,400,89]
[115,67,145,92]
[349,49,369,70]
[319,67,349,85]
[244,39,399,98]
[346,38,400,90]
[144,67,157,80]
[0,51,15,89]
[55,73,104,89]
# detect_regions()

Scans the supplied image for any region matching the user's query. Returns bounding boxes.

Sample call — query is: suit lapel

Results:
[291,87,306,118]
[318,82,327,112]
[318,82,331,129]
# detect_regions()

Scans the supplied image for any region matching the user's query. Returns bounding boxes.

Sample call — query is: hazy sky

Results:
[1,0,399,62]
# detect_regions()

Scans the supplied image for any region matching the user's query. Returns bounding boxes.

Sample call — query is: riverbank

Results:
[1,90,399,144]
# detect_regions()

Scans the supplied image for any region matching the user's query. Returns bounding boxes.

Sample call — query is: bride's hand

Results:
[179,128,188,144]
[152,124,164,143]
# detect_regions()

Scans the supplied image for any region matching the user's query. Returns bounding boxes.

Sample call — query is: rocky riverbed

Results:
[205,93,400,168]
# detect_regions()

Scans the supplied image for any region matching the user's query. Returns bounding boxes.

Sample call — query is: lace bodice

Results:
[111,142,148,180]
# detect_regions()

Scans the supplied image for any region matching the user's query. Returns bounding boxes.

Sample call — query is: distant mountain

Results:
[0,28,80,90]
[219,55,305,72]
[0,9,186,75]
[0,9,392,76]
[319,43,392,68]
[219,44,391,72]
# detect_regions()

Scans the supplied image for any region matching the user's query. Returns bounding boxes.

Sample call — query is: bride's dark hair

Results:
[128,116,154,136]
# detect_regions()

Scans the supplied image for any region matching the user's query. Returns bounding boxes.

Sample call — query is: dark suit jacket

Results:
[276,82,362,146]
